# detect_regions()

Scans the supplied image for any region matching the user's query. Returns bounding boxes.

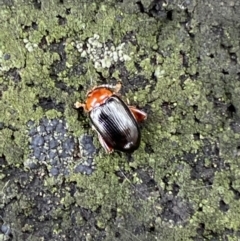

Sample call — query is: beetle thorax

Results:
[85,87,113,111]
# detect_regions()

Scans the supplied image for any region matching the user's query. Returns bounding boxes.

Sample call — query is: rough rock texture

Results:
[0,0,240,240]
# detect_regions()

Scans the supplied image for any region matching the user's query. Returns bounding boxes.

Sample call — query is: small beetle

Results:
[74,82,147,153]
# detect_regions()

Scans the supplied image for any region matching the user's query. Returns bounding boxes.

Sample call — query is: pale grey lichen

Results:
[23,39,38,52]
[75,33,131,70]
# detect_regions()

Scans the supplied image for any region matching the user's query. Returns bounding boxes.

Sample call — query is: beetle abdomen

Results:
[89,95,140,152]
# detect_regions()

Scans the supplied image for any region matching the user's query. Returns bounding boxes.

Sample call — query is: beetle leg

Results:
[74,101,87,112]
[97,132,114,153]
[113,81,122,93]
[91,125,113,153]
[129,106,147,122]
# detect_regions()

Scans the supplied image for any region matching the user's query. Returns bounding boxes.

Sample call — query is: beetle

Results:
[74,82,147,153]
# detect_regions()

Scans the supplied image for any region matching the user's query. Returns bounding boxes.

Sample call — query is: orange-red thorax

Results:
[85,87,113,111]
